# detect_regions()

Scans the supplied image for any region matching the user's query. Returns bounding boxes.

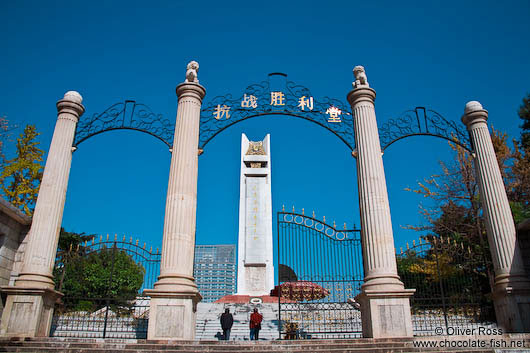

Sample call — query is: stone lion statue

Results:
[185,61,199,83]
[353,65,369,88]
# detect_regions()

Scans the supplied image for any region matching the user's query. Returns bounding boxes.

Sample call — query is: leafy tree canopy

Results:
[0,124,43,215]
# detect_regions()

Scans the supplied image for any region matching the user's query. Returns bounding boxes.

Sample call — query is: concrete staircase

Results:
[195,302,280,341]
[1,336,530,353]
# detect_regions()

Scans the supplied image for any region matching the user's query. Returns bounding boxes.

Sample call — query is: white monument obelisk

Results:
[236,134,274,296]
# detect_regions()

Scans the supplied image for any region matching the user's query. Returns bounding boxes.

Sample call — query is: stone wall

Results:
[0,198,31,316]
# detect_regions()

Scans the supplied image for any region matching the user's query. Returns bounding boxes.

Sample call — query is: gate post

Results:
[462,101,530,332]
[144,61,205,340]
[346,66,415,338]
[0,91,84,338]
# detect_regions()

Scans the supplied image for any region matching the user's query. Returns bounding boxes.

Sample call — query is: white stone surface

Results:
[14,92,84,290]
[0,92,83,338]
[462,101,530,332]
[347,74,414,338]
[236,134,274,296]
[145,65,206,340]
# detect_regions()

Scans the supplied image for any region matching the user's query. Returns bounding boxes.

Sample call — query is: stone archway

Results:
[2,62,528,339]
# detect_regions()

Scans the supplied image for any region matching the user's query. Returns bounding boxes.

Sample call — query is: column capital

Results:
[347,87,376,107]
[56,91,85,120]
[176,82,206,102]
[461,100,488,128]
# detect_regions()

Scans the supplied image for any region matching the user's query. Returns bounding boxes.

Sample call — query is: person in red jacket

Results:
[249,308,263,340]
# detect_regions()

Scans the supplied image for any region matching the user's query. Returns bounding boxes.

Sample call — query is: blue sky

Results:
[1,1,529,256]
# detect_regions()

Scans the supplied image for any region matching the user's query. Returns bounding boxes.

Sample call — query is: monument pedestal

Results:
[491,278,530,332]
[355,288,415,338]
[0,286,62,337]
[144,289,201,340]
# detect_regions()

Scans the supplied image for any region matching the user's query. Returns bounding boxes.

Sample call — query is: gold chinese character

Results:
[326,106,342,122]
[241,94,258,108]
[270,91,285,106]
[213,105,231,120]
[298,96,314,111]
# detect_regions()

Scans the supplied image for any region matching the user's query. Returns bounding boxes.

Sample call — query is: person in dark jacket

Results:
[220,308,234,340]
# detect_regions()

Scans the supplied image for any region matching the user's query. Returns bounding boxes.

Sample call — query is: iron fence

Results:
[51,236,161,339]
[397,237,496,336]
[277,210,363,339]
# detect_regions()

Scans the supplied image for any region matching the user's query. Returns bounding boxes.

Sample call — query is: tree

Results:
[54,228,95,291]
[0,125,43,215]
[58,245,145,312]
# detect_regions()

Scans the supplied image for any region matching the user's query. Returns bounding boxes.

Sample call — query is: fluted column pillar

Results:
[462,101,530,332]
[347,66,414,338]
[0,91,84,337]
[145,61,205,340]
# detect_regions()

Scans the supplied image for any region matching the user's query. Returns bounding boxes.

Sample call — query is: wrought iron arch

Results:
[199,73,355,151]
[378,107,471,152]
[74,100,174,149]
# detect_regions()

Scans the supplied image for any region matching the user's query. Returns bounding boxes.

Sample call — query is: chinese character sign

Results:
[241,94,258,108]
[270,91,285,106]
[326,106,342,123]
[298,96,314,111]
[213,104,231,120]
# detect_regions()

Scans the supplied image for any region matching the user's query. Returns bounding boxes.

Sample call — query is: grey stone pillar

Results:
[145,61,205,340]
[0,91,84,337]
[347,66,414,338]
[462,101,530,332]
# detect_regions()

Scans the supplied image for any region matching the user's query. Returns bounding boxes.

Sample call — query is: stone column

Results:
[144,61,205,340]
[0,91,84,337]
[462,101,530,332]
[347,66,414,338]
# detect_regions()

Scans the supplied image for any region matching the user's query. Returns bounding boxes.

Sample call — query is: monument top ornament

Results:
[353,65,369,88]
[185,60,200,83]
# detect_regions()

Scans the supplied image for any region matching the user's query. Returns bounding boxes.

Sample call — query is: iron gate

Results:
[397,237,497,336]
[277,210,363,339]
[50,235,161,339]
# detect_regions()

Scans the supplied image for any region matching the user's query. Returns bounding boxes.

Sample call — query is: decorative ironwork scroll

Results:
[199,73,354,151]
[74,100,174,148]
[378,107,471,152]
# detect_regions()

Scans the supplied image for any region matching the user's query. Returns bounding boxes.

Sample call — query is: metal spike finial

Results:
[413,240,416,246]
[333,221,336,228]
[406,242,410,249]
[114,234,117,241]
[344,222,347,230]
[76,244,80,251]
[400,247,403,254]
[419,238,423,245]
[130,237,133,243]
[122,235,126,241]
[99,235,102,242]
[69,244,73,251]
[323,216,326,222]
[302,208,305,215]
[84,241,87,247]
[292,205,295,212]
[136,239,139,246]
[282,205,285,211]
[150,246,153,253]
[106,234,109,241]
[156,248,159,254]
[312,210,315,218]
[143,243,146,249]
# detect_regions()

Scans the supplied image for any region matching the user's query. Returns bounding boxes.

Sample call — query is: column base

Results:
[492,275,530,332]
[0,286,62,338]
[143,289,201,340]
[355,288,415,338]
